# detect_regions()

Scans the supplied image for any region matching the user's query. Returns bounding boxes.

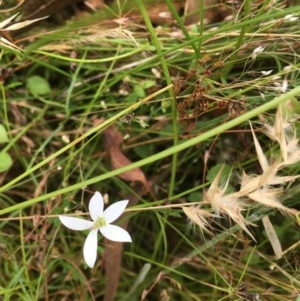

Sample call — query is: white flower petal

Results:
[89,191,104,221]
[100,224,132,242]
[83,229,98,268]
[59,215,93,230]
[103,200,128,223]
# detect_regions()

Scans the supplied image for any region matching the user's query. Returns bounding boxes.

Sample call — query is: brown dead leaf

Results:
[102,125,152,301]
[111,149,149,186]
[103,124,150,191]
[103,123,124,148]
[103,241,123,301]
[103,183,149,301]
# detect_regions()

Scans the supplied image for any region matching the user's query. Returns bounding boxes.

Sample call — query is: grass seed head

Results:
[183,206,215,236]
[204,167,256,240]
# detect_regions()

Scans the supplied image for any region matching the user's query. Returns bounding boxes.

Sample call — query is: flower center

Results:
[94,217,106,228]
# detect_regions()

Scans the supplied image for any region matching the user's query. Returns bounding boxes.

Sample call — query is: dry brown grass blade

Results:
[275,105,287,162]
[0,35,22,52]
[4,16,48,31]
[250,121,269,172]
[0,13,48,52]
[0,13,48,31]
[262,215,282,259]
[0,13,20,29]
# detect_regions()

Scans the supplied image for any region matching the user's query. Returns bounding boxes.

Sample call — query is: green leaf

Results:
[206,164,232,183]
[142,80,156,89]
[134,85,145,98]
[283,98,300,117]
[0,124,9,143]
[27,75,51,96]
[0,152,13,172]
[188,191,202,202]
[167,211,182,218]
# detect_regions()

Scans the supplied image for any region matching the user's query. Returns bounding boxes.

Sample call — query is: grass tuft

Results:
[0,0,299,300]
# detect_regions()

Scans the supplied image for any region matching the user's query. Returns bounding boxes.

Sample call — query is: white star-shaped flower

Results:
[59,191,132,268]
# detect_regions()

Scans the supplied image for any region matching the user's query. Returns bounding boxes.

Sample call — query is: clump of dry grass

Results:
[184,102,299,241]
[0,12,47,51]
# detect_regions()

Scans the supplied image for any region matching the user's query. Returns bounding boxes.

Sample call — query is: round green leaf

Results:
[27,75,51,96]
[0,152,13,172]
[134,85,145,98]
[0,124,9,143]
